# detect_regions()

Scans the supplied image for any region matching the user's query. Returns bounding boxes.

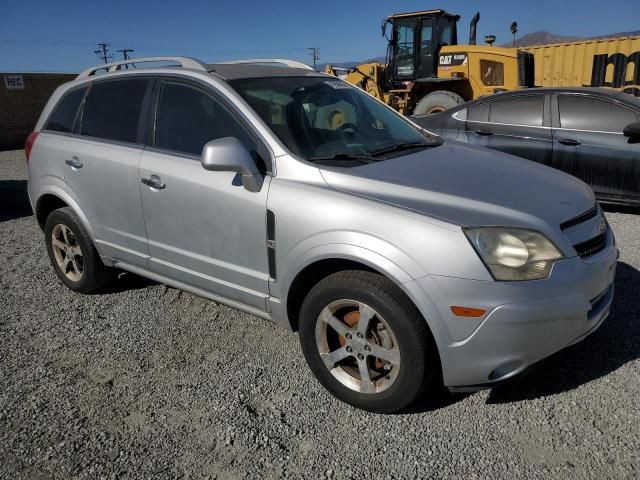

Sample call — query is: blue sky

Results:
[1,0,639,72]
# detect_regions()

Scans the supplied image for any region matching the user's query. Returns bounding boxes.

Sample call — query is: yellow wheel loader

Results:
[325,9,640,115]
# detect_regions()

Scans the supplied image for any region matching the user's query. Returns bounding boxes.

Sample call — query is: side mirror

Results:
[623,122,640,142]
[200,137,263,192]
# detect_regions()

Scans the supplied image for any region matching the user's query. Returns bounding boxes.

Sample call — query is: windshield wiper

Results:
[308,152,374,164]
[368,142,434,157]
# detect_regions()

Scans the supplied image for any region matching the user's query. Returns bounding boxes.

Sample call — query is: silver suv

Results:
[27,57,617,413]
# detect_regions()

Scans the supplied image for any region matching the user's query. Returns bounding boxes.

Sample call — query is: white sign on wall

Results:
[4,75,25,90]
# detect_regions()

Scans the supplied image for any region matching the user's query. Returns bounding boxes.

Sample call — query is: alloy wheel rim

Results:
[426,106,446,114]
[315,299,401,394]
[51,224,84,282]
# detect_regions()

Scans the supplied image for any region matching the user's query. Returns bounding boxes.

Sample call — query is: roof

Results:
[75,57,320,81]
[388,9,460,20]
[207,63,325,80]
[473,87,640,108]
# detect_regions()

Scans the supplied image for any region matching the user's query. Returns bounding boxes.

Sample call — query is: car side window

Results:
[45,87,86,133]
[489,96,544,126]
[466,103,489,122]
[80,79,149,143]
[558,95,638,133]
[155,81,258,159]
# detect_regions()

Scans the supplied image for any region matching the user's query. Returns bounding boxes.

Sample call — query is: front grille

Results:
[560,205,599,231]
[573,232,607,258]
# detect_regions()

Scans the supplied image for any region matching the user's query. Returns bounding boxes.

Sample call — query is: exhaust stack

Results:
[469,12,480,45]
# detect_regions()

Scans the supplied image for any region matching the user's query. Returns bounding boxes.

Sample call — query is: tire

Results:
[44,207,114,293]
[298,270,440,413]
[413,90,465,115]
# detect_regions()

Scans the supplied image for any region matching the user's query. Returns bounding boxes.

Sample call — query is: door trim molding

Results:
[114,260,275,321]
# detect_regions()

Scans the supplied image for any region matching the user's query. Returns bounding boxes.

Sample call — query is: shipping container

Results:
[523,36,640,95]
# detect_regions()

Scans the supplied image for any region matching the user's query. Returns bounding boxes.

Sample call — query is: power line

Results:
[0,39,309,57]
[94,43,111,64]
[308,47,319,70]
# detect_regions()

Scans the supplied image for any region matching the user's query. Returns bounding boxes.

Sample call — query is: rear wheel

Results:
[413,90,465,115]
[44,207,115,293]
[299,270,440,413]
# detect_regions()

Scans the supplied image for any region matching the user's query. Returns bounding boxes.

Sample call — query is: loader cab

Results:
[384,9,459,86]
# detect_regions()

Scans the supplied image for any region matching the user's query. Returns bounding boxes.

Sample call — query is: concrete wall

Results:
[1,73,76,150]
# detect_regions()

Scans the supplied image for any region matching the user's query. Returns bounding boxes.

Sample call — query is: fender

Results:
[278,228,429,297]
[272,240,451,369]
[274,232,433,328]
[34,185,97,241]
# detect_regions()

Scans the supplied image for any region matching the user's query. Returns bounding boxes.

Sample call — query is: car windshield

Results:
[229,76,441,164]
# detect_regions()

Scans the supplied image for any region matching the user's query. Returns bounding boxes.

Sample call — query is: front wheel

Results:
[299,270,440,413]
[413,90,465,115]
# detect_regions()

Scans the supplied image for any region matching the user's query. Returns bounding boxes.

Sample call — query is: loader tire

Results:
[413,91,465,115]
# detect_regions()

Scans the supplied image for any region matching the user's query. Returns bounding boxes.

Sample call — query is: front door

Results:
[552,93,640,203]
[138,79,272,310]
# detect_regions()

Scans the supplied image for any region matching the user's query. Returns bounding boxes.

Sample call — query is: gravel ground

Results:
[1,149,638,479]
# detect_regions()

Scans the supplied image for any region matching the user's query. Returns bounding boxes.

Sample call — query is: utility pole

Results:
[510,22,518,47]
[116,48,135,68]
[308,47,319,70]
[94,43,112,64]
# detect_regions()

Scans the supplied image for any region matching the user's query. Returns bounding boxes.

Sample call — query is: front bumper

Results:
[414,231,618,389]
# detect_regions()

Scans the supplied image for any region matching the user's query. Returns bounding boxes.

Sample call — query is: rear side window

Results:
[155,81,255,157]
[80,79,148,143]
[559,95,638,133]
[45,88,86,133]
[489,96,544,126]
[466,103,489,122]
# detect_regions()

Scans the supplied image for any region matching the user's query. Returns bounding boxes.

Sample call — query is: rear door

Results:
[63,77,152,266]
[138,78,272,310]
[552,93,640,202]
[464,94,553,166]
[34,86,87,201]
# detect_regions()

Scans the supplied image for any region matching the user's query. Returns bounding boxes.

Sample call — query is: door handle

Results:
[141,175,166,190]
[474,129,493,136]
[558,138,581,146]
[65,157,83,169]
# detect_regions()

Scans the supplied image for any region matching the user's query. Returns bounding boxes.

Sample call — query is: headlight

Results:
[464,227,564,281]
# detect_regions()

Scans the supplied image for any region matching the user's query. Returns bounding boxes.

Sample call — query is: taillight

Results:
[25,131,39,162]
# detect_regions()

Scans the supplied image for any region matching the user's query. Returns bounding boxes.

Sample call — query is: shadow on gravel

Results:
[486,261,640,404]
[0,180,32,222]
[102,271,158,293]
[404,389,472,414]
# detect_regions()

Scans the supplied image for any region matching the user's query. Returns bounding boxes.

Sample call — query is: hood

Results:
[319,141,595,229]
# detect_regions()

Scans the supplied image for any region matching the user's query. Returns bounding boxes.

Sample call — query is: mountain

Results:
[500,29,640,47]
[317,56,385,72]
[503,31,581,47]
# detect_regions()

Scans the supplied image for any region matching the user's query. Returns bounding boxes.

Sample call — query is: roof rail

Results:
[77,56,208,79]
[216,58,315,71]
